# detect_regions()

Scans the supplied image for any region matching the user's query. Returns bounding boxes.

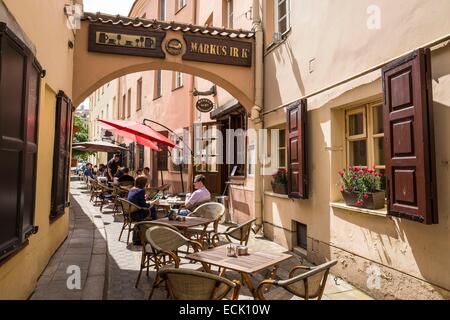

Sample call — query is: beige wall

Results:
[0,0,74,299]
[262,0,450,299]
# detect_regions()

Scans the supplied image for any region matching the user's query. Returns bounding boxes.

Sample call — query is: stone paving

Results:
[31,179,374,300]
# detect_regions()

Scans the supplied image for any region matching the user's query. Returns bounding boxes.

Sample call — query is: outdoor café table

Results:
[152,199,186,215]
[186,244,292,299]
[155,216,215,231]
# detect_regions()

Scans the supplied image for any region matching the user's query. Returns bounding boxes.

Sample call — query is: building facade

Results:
[88,80,119,165]
[261,0,450,299]
[115,0,256,223]
[0,0,77,299]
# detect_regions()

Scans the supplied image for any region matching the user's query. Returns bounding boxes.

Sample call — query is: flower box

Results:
[341,190,385,210]
[271,182,288,195]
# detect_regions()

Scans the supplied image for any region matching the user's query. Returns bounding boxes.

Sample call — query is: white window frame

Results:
[160,0,166,20]
[175,71,183,89]
[275,0,290,36]
[227,0,234,29]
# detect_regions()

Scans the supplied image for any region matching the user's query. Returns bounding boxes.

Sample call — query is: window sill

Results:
[330,201,388,218]
[172,85,184,92]
[153,95,162,101]
[264,191,289,199]
[264,28,292,56]
[0,240,29,266]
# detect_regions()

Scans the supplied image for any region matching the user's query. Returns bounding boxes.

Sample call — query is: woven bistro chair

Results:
[117,198,151,244]
[211,218,256,247]
[99,184,115,212]
[112,185,129,215]
[256,260,338,300]
[184,203,225,247]
[89,179,104,203]
[134,221,179,288]
[159,268,241,300]
[146,226,204,299]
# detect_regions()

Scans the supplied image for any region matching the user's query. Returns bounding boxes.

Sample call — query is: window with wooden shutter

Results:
[286,99,308,199]
[138,144,145,169]
[382,48,438,224]
[50,91,74,220]
[0,23,42,259]
[157,130,169,171]
[129,142,135,171]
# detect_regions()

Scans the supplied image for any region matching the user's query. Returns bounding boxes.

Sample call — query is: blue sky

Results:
[83,0,135,16]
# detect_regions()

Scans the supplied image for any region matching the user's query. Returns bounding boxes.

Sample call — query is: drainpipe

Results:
[188,0,198,193]
[251,0,264,234]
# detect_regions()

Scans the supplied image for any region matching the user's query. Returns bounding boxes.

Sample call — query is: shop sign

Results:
[88,24,166,58]
[196,98,215,113]
[183,35,252,67]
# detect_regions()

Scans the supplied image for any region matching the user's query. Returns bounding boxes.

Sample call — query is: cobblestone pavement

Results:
[32,179,374,300]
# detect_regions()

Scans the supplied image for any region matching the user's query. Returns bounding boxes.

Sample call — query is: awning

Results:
[97,119,176,150]
[72,141,128,153]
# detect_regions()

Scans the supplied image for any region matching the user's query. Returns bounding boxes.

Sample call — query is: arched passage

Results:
[73,14,255,111]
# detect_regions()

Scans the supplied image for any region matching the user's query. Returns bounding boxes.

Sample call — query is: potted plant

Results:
[338,167,385,210]
[271,168,288,195]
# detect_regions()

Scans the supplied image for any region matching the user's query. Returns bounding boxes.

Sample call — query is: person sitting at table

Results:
[83,163,95,179]
[177,174,211,216]
[118,167,135,184]
[128,176,157,221]
[98,164,107,177]
[135,169,143,177]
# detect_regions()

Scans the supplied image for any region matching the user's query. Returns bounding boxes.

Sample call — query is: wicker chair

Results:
[146,226,204,299]
[99,184,115,212]
[211,218,256,247]
[117,198,151,244]
[134,221,179,288]
[256,260,338,300]
[185,203,225,247]
[89,180,104,203]
[112,186,129,214]
[159,268,241,300]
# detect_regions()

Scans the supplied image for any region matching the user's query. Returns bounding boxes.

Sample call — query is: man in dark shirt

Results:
[118,168,135,184]
[83,163,95,179]
[107,154,120,181]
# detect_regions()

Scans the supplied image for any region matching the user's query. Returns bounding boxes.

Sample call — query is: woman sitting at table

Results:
[128,176,157,221]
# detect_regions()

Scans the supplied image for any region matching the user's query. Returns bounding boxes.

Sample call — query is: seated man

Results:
[118,167,135,184]
[177,175,211,216]
[127,176,157,221]
[83,163,95,179]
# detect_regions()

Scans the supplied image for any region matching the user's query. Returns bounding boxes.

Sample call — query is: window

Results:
[127,88,131,118]
[176,0,187,12]
[296,222,307,250]
[275,0,290,35]
[122,94,126,120]
[174,71,183,89]
[154,70,162,99]
[0,23,42,259]
[50,91,74,220]
[129,142,135,171]
[138,144,145,170]
[345,102,385,184]
[227,0,234,29]
[137,78,143,111]
[227,112,247,177]
[247,144,256,176]
[278,129,286,168]
[169,129,188,173]
[159,0,166,20]
[194,123,219,173]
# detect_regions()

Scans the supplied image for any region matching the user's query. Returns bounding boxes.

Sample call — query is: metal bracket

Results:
[192,85,217,97]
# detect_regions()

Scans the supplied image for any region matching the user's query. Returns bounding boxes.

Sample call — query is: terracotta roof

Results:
[83,12,255,39]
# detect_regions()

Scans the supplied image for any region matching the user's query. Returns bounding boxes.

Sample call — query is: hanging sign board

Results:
[196,98,215,113]
[88,24,166,58]
[183,34,252,67]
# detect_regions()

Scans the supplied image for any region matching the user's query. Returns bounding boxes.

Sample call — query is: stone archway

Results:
[73,13,255,110]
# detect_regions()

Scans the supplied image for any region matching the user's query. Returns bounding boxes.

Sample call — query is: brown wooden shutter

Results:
[0,23,42,259]
[50,91,74,220]
[286,99,308,199]
[157,130,169,171]
[382,48,438,224]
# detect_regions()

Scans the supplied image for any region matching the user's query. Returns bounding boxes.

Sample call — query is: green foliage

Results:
[272,168,288,185]
[72,115,92,161]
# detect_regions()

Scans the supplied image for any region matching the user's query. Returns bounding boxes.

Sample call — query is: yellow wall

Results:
[0,0,74,299]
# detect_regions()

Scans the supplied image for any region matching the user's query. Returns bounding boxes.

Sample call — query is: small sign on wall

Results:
[196,98,214,113]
